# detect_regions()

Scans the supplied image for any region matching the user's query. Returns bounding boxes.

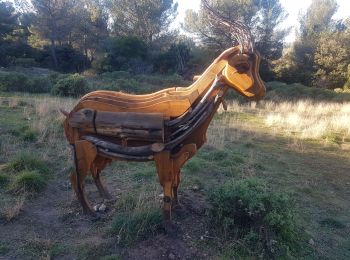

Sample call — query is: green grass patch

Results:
[5,152,49,174]
[131,166,156,182]
[0,241,10,255]
[319,217,346,229]
[10,126,38,142]
[111,194,162,245]
[209,178,306,258]
[100,255,121,260]
[0,172,10,187]
[10,170,47,193]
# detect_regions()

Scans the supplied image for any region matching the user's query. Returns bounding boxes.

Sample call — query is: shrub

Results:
[209,178,299,256]
[0,173,10,187]
[51,73,89,97]
[14,58,37,67]
[0,71,51,93]
[5,152,49,175]
[10,170,47,193]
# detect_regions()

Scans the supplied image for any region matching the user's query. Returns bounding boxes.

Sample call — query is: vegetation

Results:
[10,170,47,193]
[51,73,89,97]
[111,193,162,245]
[0,88,349,258]
[209,178,300,257]
[0,0,350,258]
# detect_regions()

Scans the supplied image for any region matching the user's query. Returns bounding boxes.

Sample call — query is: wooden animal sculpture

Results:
[61,1,266,227]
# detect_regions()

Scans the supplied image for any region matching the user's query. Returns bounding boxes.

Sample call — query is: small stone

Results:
[192,185,200,191]
[308,238,315,245]
[99,203,107,212]
[200,236,204,240]
[159,193,164,198]
[93,205,99,212]
[168,252,176,260]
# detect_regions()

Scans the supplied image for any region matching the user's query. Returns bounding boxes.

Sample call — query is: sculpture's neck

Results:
[183,46,239,106]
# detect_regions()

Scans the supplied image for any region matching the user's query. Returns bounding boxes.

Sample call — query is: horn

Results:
[202,0,254,53]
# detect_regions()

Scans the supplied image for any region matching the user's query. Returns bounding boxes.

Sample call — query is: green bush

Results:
[0,71,51,93]
[0,173,10,187]
[10,170,47,193]
[266,81,350,102]
[51,73,89,97]
[14,58,37,67]
[209,178,299,256]
[5,152,49,175]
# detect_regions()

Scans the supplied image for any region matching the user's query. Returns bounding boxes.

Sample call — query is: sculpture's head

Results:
[220,48,265,100]
[203,0,266,100]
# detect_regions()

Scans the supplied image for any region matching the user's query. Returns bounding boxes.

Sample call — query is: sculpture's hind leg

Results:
[71,140,97,215]
[91,156,112,200]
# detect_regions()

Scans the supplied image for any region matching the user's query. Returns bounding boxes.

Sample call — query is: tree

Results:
[71,0,109,63]
[184,0,288,81]
[30,0,78,68]
[109,0,178,43]
[0,1,37,66]
[313,27,350,88]
[279,0,339,86]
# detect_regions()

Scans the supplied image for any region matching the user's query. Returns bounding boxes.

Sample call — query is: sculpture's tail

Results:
[60,109,69,117]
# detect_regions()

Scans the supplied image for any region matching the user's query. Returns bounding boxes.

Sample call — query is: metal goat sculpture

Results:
[61,1,266,227]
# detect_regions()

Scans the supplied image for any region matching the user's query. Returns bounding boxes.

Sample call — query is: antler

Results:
[202,0,254,53]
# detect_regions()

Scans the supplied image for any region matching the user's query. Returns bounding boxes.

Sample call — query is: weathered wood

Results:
[69,109,165,142]
[82,135,164,155]
[61,44,266,227]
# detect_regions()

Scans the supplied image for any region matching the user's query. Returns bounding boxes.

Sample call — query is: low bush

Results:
[51,73,89,97]
[209,178,300,257]
[10,170,47,193]
[266,81,350,102]
[0,71,51,93]
[0,173,10,187]
[5,152,49,175]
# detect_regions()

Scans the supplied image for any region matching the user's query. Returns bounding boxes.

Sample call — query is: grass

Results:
[10,170,47,193]
[111,191,162,245]
[0,82,350,259]
[0,172,10,186]
[208,178,304,258]
[4,152,49,175]
[0,241,10,255]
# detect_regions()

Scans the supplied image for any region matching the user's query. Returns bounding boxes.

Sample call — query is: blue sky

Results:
[174,0,350,42]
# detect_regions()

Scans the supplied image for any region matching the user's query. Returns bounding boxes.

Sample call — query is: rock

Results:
[168,252,176,260]
[308,238,315,245]
[192,185,200,191]
[93,205,99,212]
[159,193,164,198]
[99,203,107,212]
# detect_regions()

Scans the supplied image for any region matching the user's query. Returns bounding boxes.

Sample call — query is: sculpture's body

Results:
[61,1,266,227]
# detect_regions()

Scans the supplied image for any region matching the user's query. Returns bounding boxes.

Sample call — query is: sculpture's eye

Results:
[235,62,250,73]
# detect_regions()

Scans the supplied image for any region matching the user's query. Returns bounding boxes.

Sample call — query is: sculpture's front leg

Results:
[154,151,174,225]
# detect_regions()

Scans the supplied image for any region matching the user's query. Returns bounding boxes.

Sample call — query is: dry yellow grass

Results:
[224,100,350,142]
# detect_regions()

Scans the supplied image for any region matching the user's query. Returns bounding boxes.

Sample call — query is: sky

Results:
[174,0,350,42]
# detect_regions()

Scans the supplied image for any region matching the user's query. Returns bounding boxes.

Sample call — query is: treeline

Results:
[0,0,349,89]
